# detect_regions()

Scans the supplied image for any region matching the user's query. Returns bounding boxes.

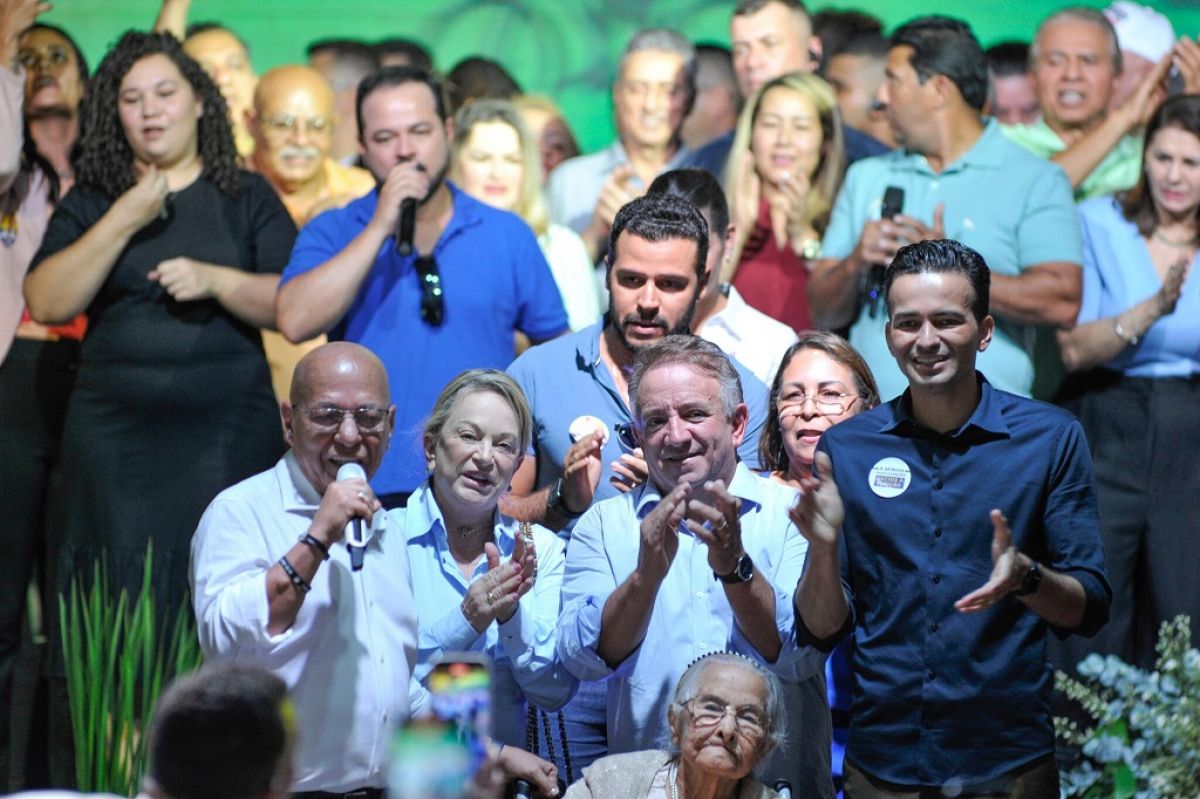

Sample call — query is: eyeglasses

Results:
[303,405,389,433]
[614,422,638,454]
[682,698,767,737]
[414,256,445,327]
[260,114,331,137]
[778,390,858,417]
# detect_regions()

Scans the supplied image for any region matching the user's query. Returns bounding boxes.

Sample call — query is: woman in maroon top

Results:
[723,72,846,332]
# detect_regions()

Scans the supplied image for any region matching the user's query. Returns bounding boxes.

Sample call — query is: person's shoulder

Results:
[510,325,593,371]
[586,749,671,776]
[823,401,892,444]
[204,460,287,514]
[1077,194,1124,223]
[553,146,615,180]
[991,385,1080,432]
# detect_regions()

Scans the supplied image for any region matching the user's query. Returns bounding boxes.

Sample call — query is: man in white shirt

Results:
[191,342,421,797]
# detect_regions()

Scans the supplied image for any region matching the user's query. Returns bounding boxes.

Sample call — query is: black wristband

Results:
[298,533,330,561]
[279,556,311,594]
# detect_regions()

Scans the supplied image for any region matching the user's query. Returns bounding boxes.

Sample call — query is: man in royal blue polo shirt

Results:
[276,66,568,506]
[791,239,1110,798]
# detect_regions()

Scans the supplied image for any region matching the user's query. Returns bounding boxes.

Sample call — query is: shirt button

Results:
[930,181,940,190]
[934,528,943,538]
[932,575,941,584]
[696,591,705,598]
[933,479,944,489]
[929,622,939,633]
[379,656,385,664]
[927,669,936,680]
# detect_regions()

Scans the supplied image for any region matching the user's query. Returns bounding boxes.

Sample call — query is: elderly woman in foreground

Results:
[564,653,784,799]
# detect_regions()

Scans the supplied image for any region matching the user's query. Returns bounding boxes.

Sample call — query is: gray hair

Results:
[629,335,743,426]
[667,652,787,756]
[617,28,698,104]
[1031,7,1121,74]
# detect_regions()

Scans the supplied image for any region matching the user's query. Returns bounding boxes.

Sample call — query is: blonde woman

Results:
[723,72,846,332]
[453,99,601,331]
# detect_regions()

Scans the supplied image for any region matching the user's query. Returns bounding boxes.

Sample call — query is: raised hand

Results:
[310,474,380,546]
[1156,257,1191,317]
[685,480,744,576]
[788,450,843,550]
[609,447,649,493]
[561,430,603,514]
[461,541,526,632]
[114,164,170,231]
[636,482,689,582]
[954,509,1025,613]
[1,0,52,60]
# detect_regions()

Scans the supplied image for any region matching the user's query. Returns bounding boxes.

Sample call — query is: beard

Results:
[609,302,697,354]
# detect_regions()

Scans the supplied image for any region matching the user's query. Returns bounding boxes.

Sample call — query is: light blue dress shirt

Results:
[556,463,821,754]
[1076,196,1200,377]
[399,482,576,746]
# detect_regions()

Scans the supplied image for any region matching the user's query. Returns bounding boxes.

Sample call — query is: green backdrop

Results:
[43,0,1200,153]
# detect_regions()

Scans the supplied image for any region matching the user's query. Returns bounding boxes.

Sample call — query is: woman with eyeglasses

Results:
[23,31,294,622]
[565,652,784,798]
[760,331,879,797]
[400,369,574,753]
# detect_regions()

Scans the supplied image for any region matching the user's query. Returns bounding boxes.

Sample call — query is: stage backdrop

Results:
[43,0,1200,153]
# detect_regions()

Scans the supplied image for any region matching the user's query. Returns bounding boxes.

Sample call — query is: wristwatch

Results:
[546,478,583,520]
[1012,558,1042,597]
[715,553,754,584]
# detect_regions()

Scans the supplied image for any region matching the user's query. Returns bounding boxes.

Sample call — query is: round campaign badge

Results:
[868,457,911,498]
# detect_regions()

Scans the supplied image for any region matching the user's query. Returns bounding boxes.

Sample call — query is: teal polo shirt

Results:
[821,119,1082,401]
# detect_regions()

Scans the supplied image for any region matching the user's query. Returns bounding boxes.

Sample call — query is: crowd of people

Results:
[2,0,1197,797]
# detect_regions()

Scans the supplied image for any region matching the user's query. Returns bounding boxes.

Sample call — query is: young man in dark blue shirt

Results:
[791,239,1110,798]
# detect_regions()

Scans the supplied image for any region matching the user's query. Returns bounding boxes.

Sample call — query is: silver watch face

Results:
[736,554,754,581]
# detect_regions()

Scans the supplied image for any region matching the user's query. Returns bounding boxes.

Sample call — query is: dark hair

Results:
[833,30,889,63]
[185,22,251,55]
[813,9,884,65]
[20,23,90,204]
[890,16,988,112]
[1121,95,1200,237]
[76,31,239,199]
[884,239,991,322]
[985,41,1031,78]
[306,37,377,65]
[759,331,879,472]
[446,56,522,114]
[356,65,448,140]
[606,192,709,283]
[375,38,434,72]
[147,664,288,799]
[647,168,730,242]
[734,0,810,20]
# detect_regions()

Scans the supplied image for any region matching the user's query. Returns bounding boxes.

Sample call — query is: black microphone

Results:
[396,197,416,256]
[336,462,369,571]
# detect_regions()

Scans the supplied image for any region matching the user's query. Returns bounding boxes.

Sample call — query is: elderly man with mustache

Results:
[247,64,375,402]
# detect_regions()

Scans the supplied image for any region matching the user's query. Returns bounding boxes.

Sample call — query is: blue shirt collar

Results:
[404,481,522,557]
[890,118,1006,175]
[880,373,1011,441]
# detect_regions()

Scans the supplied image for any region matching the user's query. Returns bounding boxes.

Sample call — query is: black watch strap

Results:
[547,478,583,520]
[715,553,754,584]
[1012,558,1042,597]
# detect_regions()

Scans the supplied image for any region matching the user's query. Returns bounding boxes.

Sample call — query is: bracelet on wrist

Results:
[1113,315,1140,346]
[279,556,311,594]
[298,533,331,560]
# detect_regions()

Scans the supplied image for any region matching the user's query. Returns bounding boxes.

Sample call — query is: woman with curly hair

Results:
[23,30,295,620]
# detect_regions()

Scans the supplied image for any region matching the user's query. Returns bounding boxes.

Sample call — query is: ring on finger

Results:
[486,589,495,605]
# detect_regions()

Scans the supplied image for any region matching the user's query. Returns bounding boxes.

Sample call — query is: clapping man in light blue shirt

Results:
[557,335,827,794]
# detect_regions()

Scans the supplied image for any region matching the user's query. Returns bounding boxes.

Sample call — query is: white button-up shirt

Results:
[190,452,421,793]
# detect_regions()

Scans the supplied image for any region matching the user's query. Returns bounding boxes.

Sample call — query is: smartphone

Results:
[389,654,492,798]
[865,186,905,317]
[881,186,904,221]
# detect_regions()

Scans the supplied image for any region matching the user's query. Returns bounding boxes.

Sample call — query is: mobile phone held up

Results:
[390,653,492,799]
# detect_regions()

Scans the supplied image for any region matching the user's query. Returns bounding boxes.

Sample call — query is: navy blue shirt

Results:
[815,376,1109,786]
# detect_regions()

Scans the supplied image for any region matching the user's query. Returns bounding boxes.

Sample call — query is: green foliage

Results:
[1056,616,1200,799]
[59,543,203,796]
